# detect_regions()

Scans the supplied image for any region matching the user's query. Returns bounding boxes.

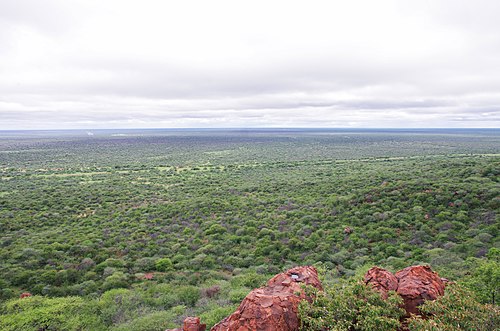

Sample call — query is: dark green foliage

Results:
[462,248,500,305]
[299,280,404,331]
[175,285,200,307]
[155,258,173,272]
[408,283,500,331]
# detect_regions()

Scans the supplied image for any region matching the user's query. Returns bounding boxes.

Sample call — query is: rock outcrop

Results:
[365,265,445,316]
[395,265,445,316]
[211,266,322,331]
[169,265,445,331]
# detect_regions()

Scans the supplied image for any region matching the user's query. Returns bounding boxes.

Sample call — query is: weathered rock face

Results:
[395,265,445,316]
[211,266,322,331]
[364,266,398,299]
[364,265,445,316]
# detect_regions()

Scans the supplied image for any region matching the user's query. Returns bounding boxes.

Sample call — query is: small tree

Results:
[155,257,173,272]
[464,248,500,304]
[408,283,500,331]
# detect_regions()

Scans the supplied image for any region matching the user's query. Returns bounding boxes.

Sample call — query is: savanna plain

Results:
[0,129,498,330]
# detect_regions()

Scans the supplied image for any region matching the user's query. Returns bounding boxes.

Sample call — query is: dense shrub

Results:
[0,296,105,331]
[199,305,237,329]
[110,310,177,331]
[155,258,174,272]
[299,281,404,331]
[408,283,500,331]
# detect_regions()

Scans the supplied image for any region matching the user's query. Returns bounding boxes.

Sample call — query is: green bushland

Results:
[0,129,498,329]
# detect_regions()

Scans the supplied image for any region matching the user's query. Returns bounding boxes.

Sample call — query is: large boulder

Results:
[211,266,322,331]
[364,265,445,316]
[395,265,445,316]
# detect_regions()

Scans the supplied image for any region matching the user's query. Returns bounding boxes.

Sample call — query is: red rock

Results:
[184,317,206,331]
[20,292,32,299]
[364,266,398,299]
[166,317,206,331]
[364,265,445,316]
[211,266,322,331]
[395,265,445,316]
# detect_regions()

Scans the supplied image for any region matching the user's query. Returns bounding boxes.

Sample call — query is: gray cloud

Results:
[0,0,499,129]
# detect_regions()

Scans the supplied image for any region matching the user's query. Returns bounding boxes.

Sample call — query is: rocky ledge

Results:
[212,265,322,331]
[168,265,446,331]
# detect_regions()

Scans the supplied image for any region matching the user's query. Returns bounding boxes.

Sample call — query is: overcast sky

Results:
[1,0,500,129]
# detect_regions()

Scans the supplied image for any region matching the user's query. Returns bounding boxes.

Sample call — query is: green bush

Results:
[0,296,105,331]
[408,283,500,331]
[111,310,177,331]
[228,288,250,303]
[174,285,200,307]
[99,288,149,326]
[143,283,177,308]
[199,305,237,328]
[230,272,268,289]
[102,272,129,291]
[155,258,173,272]
[299,281,404,331]
[463,248,500,304]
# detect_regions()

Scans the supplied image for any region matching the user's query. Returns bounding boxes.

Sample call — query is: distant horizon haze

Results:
[1,127,499,135]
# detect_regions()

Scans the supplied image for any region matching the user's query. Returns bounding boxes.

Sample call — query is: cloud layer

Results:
[1,0,500,129]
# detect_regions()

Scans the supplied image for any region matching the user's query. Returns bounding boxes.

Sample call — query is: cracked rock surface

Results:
[211,266,322,331]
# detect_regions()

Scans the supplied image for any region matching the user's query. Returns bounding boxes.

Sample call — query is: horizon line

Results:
[1,127,500,132]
